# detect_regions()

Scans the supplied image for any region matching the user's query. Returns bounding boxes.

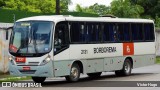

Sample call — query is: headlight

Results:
[9,57,12,61]
[9,55,15,61]
[40,55,51,66]
[9,56,15,65]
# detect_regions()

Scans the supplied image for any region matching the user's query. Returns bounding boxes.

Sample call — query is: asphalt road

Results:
[1,64,160,90]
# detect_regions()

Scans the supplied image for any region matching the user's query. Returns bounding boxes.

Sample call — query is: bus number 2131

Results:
[81,50,88,54]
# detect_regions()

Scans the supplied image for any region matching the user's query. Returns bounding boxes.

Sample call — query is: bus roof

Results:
[17,15,154,23]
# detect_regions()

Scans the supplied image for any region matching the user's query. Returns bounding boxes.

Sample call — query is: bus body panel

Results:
[54,48,70,61]
[53,60,71,76]
[86,59,104,73]
[104,56,124,71]
[134,42,155,55]
[69,44,123,60]
[132,55,155,68]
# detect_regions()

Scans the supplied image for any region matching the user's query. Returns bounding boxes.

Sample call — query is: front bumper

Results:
[9,61,54,77]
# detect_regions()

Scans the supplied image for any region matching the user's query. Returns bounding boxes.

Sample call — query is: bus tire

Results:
[87,72,102,78]
[115,59,132,76]
[32,77,46,83]
[65,63,80,82]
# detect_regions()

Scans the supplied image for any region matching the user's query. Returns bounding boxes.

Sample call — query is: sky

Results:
[68,0,113,11]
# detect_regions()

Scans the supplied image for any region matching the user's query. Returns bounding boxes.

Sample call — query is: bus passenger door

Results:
[53,21,70,76]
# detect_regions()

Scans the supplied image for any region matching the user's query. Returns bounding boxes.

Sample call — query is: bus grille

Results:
[19,70,36,74]
[17,62,39,66]
[28,62,39,66]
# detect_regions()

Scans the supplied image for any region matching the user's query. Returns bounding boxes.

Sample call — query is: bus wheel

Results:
[87,72,102,78]
[115,59,132,76]
[65,63,80,82]
[32,77,46,83]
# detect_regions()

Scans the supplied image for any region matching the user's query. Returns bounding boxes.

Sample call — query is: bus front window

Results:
[9,21,53,57]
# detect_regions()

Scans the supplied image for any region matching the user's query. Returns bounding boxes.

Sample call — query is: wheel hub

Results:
[71,67,78,78]
[124,62,130,73]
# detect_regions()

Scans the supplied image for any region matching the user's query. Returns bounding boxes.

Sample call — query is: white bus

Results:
[8,15,155,83]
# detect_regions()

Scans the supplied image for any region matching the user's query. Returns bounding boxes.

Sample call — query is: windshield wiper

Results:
[16,47,21,53]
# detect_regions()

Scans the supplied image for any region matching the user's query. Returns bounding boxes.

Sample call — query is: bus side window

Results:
[123,23,130,41]
[137,24,143,40]
[131,23,137,41]
[70,22,77,42]
[144,23,154,41]
[103,23,110,42]
[103,23,116,42]
[131,23,143,41]
[86,22,101,43]
[79,22,86,42]
[111,23,118,42]
[54,22,69,55]
[86,23,95,42]
[70,22,87,43]
[117,23,124,41]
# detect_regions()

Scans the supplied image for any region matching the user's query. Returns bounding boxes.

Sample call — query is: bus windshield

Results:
[9,21,53,57]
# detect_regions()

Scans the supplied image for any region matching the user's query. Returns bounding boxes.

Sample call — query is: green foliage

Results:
[60,0,71,12]
[0,8,42,23]
[111,0,144,18]
[0,76,31,82]
[75,3,110,15]
[156,57,160,64]
[38,0,56,13]
[0,9,98,23]
[6,0,56,13]
[76,4,83,12]
[131,0,159,18]
[88,3,110,15]
[155,15,160,27]
[2,0,71,13]
[0,0,5,7]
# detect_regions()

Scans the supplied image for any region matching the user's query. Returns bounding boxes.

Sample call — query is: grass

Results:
[0,75,31,82]
[156,57,160,64]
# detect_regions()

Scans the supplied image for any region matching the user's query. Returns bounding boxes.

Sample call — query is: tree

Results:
[60,0,72,12]
[0,0,5,7]
[3,0,56,13]
[75,3,110,15]
[76,4,83,12]
[56,0,60,14]
[131,0,159,18]
[3,0,71,13]
[110,0,144,18]
[38,0,56,13]
[155,15,160,27]
[129,0,160,27]
[88,3,110,15]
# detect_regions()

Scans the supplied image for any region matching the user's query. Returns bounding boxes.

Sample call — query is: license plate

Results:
[23,67,30,70]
